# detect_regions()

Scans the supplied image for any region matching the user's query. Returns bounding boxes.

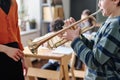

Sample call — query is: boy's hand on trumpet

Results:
[63,17,81,41]
[64,17,78,29]
[64,17,76,26]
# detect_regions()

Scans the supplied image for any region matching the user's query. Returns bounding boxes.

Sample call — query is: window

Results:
[16,0,37,35]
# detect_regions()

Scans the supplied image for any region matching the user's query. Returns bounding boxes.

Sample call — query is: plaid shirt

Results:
[71,16,120,80]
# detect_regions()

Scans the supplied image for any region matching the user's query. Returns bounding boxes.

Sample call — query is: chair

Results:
[24,47,72,80]
[69,54,85,80]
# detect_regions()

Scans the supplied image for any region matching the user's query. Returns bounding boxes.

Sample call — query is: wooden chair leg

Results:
[24,58,36,80]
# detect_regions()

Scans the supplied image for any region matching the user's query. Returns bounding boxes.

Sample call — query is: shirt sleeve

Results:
[71,21,120,69]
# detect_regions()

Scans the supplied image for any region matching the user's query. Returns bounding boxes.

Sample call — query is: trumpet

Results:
[53,24,96,48]
[27,9,101,54]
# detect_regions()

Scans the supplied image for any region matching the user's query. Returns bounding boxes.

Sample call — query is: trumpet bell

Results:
[27,40,38,54]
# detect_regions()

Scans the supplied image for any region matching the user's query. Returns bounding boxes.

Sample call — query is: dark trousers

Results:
[0,42,24,80]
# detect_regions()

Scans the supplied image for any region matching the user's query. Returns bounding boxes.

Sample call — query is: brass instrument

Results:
[27,9,101,54]
[53,26,95,48]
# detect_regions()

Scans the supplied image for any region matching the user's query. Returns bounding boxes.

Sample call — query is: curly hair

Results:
[50,18,64,32]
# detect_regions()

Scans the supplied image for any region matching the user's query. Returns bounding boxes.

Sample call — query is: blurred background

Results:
[17,0,107,46]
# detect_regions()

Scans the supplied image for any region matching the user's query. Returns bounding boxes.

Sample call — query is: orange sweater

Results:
[0,0,23,50]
